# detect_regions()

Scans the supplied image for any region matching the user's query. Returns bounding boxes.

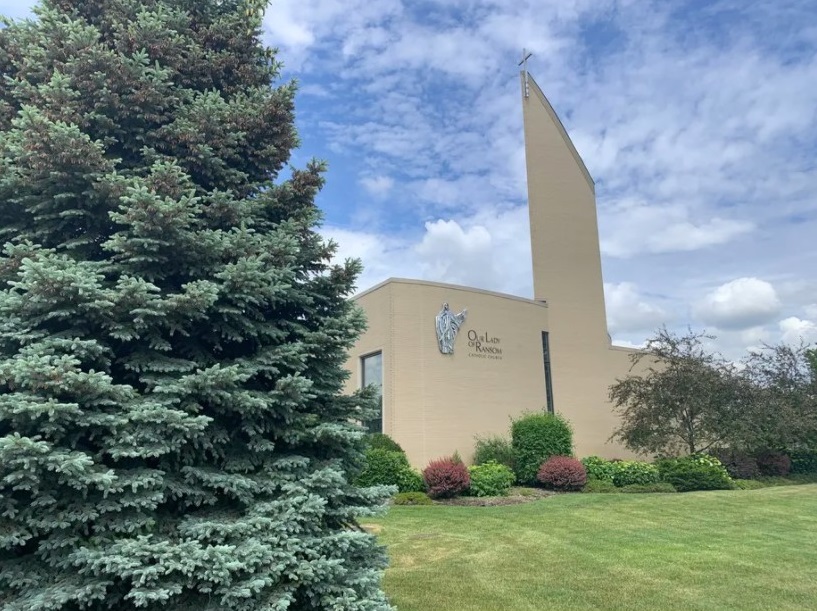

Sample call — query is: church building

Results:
[343,70,641,467]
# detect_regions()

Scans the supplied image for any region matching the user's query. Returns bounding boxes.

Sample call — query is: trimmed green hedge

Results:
[611,461,661,487]
[356,448,425,493]
[657,455,732,492]
[581,456,616,482]
[511,413,573,485]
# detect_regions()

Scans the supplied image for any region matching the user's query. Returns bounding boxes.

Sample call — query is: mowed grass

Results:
[364,485,817,610]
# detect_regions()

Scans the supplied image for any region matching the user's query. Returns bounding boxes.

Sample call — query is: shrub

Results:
[711,448,760,479]
[618,483,677,493]
[756,451,792,476]
[365,433,404,454]
[396,468,426,493]
[356,448,408,489]
[423,457,471,499]
[581,456,616,481]
[537,456,587,491]
[785,473,817,484]
[732,479,767,490]
[789,449,817,474]
[657,455,732,492]
[582,479,619,493]
[511,413,573,485]
[610,461,661,487]
[356,448,426,493]
[473,435,515,470]
[753,474,817,487]
[393,492,433,506]
[468,461,516,497]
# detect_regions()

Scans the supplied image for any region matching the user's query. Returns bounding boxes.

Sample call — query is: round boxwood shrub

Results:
[365,433,404,454]
[356,447,425,493]
[473,435,515,471]
[468,460,515,497]
[610,460,661,487]
[356,448,408,489]
[537,456,587,491]
[656,455,732,492]
[393,492,433,506]
[581,456,616,482]
[396,467,426,493]
[423,457,471,499]
[511,413,573,485]
[756,451,792,476]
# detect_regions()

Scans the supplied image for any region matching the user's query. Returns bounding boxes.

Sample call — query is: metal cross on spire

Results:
[518,48,533,98]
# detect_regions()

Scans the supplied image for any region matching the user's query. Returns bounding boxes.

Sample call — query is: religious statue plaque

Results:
[435,302,467,354]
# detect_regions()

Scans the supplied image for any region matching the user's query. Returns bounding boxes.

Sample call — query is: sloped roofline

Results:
[525,72,595,191]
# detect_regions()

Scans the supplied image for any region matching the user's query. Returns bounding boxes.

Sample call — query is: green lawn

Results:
[364,486,817,610]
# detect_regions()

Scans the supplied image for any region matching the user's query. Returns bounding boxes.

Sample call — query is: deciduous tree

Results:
[609,328,746,455]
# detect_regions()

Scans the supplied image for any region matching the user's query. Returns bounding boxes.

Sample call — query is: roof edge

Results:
[353,277,548,308]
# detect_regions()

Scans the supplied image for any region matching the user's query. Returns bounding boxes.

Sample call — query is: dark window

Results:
[541,332,554,413]
[361,352,383,433]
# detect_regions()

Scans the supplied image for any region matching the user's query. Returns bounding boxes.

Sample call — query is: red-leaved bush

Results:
[537,456,587,491]
[756,451,792,476]
[422,457,470,499]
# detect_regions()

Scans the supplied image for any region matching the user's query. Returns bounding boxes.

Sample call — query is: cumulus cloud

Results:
[694,278,782,330]
[779,317,817,345]
[604,282,669,334]
[322,205,533,297]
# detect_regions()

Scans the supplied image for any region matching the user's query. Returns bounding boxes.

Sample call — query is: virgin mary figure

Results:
[435,302,468,354]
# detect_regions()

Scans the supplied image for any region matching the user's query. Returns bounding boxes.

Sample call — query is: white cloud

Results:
[3,0,817,359]
[694,278,782,330]
[600,199,754,258]
[359,175,394,198]
[604,282,669,334]
[610,339,648,350]
[779,317,817,345]
[322,204,533,298]
[415,220,497,289]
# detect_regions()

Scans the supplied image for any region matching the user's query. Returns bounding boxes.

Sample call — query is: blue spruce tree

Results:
[0,1,392,608]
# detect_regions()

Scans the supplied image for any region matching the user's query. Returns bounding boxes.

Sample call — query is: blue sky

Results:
[3,0,817,357]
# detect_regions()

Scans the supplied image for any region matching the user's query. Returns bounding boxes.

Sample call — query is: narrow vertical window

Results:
[541,332,554,413]
[361,352,383,433]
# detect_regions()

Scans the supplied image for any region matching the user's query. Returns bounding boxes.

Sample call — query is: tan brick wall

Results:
[345,279,550,467]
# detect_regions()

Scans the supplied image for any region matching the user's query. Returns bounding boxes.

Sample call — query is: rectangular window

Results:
[541,332,554,413]
[361,351,383,433]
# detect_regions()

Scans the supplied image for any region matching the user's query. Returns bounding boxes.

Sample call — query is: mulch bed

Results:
[432,487,555,506]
